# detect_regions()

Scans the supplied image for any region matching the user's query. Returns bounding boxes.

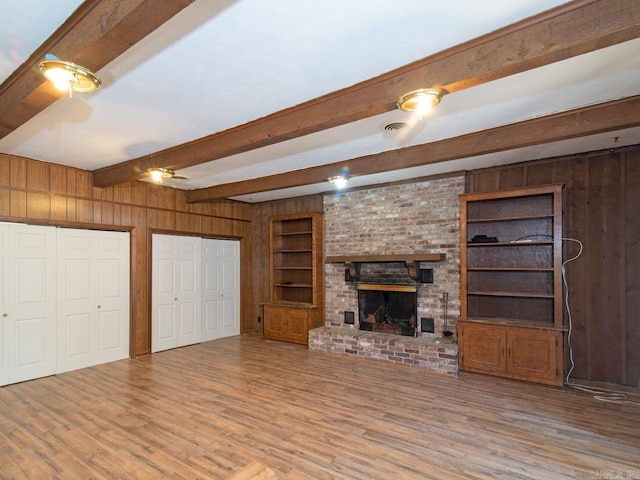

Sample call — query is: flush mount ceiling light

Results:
[327,175,349,189]
[148,168,187,182]
[39,56,101,98]
[396,88,445,115]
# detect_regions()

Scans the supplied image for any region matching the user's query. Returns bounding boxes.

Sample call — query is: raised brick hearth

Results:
[309,326,458,375]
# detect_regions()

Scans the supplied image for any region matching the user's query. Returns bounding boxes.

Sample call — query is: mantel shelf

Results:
[325,253,446,263]
[325,253,446,281]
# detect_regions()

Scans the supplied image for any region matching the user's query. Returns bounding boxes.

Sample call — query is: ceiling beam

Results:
[0,0,194,139]
[93,0,640,187]
[185,95,640,201]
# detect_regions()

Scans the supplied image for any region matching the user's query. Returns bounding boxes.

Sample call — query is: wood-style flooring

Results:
[0,335,638,479]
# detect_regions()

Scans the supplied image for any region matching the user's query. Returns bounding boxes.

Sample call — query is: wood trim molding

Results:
[93,0,640,187]
[0,0,194,139]
[327,253,446,282]
[186,95,640,201]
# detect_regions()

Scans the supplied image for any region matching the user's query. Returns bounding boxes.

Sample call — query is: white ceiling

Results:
[1,0,639,202]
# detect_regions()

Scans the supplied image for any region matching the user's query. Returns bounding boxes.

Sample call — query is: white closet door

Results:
[56,228,130,373]
[0,223,56,386]
[152,234,201,353]
[202,238,240,341]
[0,224,8,386]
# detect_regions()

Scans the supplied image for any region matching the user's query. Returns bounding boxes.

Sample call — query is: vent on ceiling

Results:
[383,122,409,132]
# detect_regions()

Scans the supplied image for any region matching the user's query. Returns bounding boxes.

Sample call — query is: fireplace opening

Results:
[357,284,417,336]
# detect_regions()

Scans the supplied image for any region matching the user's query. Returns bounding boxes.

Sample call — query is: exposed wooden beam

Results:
[0,0,194,139]
[185,95,640,201]
[93,0,640,187]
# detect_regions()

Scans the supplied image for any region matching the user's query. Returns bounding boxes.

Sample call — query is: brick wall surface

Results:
[323,175,465,337]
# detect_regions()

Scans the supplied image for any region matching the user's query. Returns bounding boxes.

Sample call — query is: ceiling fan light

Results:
[148,168,173,182]
[328,175,349,189]
[396,88,444,114]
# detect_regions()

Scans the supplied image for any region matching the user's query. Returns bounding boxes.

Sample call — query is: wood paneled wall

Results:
[0,154,252,357]
[467,145,640,387]
[250,195,324,333]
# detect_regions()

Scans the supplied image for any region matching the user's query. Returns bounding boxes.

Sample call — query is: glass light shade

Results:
[396,88,444,114]
[42,67,75,91]
[39,59,101,93]
[149,169,165,182]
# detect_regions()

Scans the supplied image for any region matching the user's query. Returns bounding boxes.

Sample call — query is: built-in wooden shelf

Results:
[265,212,324,345]
[325,253,446,282]
[458,184,565,387]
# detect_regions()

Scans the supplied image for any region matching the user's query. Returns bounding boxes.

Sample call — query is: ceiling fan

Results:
[147,167,188,182]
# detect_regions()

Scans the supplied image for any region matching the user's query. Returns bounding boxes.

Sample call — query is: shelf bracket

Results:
[344,261,361,281]
[406,261,420,281]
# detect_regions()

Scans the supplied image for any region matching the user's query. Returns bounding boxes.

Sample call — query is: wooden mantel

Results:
[325,253,446,282]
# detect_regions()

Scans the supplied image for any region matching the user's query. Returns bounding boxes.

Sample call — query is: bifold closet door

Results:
[0,223,56,387]
[56,228,130,373]
[152,234,202,353]
[202,239,240,341]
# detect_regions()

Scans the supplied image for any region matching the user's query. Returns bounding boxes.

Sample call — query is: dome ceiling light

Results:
[39,54,101,98]
[396,88,445,115]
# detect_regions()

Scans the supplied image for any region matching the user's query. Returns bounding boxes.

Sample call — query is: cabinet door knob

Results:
[97,305,101,309]
[2,313,7,318]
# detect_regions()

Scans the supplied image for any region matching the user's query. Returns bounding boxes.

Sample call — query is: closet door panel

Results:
[57,228,129,373]
[202,239,240,341]
[202,240,221,341]
[8,224,56,385]
[0,226,6,385]
[218,240,240,338]
[152,234,201,352]
[94,232,129,358]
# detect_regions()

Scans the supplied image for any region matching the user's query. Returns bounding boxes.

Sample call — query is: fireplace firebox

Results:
[357,284,417,336]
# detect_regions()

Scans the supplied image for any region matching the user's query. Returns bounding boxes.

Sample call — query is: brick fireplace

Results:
[308,175,464,375]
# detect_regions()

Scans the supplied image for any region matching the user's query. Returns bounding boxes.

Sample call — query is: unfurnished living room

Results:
[1,0,639,479]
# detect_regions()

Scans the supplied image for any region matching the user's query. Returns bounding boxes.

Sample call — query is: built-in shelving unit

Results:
[264,213,323,345]
[458,185,565,386]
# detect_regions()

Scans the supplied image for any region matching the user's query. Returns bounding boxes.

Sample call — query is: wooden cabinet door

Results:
[263,305,287,341]
[285,308,309,344]
[459,322,506,375]
[507,328,561,386]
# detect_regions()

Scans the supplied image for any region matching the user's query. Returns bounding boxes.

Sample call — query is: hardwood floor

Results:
[1,335,638,479]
